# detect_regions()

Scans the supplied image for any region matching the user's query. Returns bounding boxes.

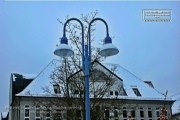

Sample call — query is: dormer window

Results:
[132,88,141,96]
[115,91,118,96]
[119,87,127,96]
[53,84,60,94]
[74,90,79,94]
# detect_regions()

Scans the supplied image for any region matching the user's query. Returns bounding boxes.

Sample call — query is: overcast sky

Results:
[0,1,179,113]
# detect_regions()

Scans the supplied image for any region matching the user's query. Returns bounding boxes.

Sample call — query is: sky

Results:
[0,1,179,113]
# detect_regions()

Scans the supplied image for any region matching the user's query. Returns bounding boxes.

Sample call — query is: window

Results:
[46,107,51,119]
[132,88,141,96]
[148,108,152,118]
[104,107,109,119]
[119,87,127,96]
[24,105,30,120]
[53,84,60,94]
[54,106,61,119]
[74,90,79,94]
[140,111,144,117]
[156,108,160,118]
[35,106,40,120]
[110,91,113,95]
[140,107,144,118]
[123,107,127,118]
[148,111,152,117]
[131,108,135,118]
[115,91,118,96]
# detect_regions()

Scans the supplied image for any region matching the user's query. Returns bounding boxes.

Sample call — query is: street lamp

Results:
[54,17,119,120]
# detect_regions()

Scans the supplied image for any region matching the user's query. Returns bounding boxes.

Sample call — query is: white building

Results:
[171,94,180,120]
[8,59,175,120]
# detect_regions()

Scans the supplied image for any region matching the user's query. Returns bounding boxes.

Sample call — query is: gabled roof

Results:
[101,62,172,100]
[16,59,119,97]
[16,59,61,97]
[16,59,173,101]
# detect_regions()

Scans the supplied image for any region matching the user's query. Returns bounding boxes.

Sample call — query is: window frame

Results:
[24,105,30,120]
[156,107,160,118]
[104,107,110,119]
[123,107,127,118]
[148,107,152,119]
[35,106,40,120]
[140,107,144,118]
[53,84,61,94]
[131,107,136,118]
[115,91,118,96]
[46,106,51,120]
[132,88,141,96]
[120,87,127,96]
[110,91,113,95]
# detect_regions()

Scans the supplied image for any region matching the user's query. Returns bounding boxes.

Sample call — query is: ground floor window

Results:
[24,105,30,120]
[123,107,127,119]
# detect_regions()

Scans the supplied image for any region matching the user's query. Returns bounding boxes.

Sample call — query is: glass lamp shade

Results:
[54,44,74,57]
[99,43,119,57]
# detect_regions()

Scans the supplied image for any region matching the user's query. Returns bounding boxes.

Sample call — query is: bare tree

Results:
[32,11,127,120]
[49,10,117,119]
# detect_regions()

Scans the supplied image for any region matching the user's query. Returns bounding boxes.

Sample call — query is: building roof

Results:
[101,62,172,100]
[16,59,62,97]
[12,73,36,81]
[16,59,172,101]
[171,93,180,115]
[10,73,36,105]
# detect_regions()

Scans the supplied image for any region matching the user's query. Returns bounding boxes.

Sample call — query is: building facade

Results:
[8,59,175,120]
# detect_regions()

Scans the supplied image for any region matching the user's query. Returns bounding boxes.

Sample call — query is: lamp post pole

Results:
[84,44,90,120]
[54,17,119,120]
[86,18,111,120]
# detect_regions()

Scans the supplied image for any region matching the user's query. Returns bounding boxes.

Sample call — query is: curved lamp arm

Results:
[63,18,85,70]
[88,18,110,68]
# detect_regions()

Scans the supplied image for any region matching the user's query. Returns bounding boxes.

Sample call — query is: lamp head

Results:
[99,36,119,57]
[54,36,74,57]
